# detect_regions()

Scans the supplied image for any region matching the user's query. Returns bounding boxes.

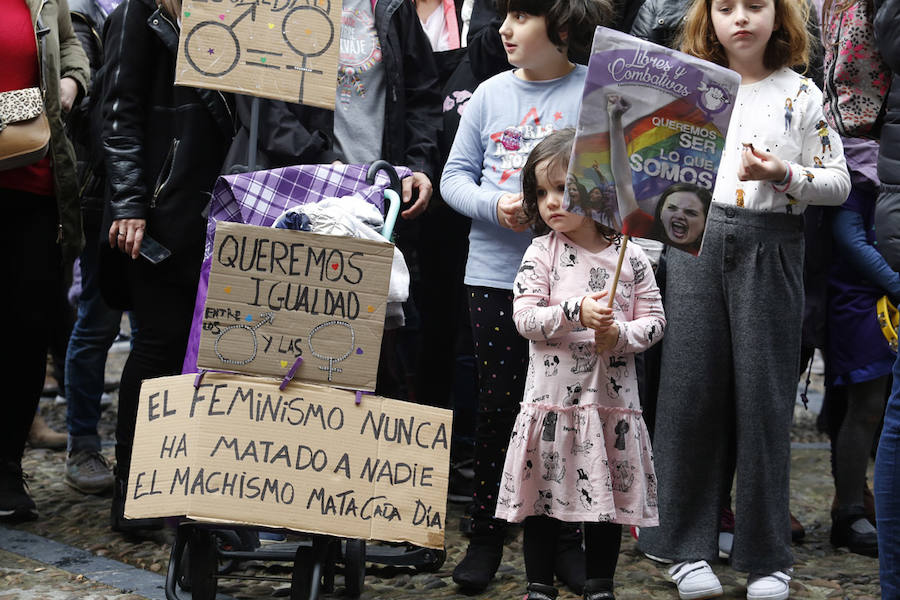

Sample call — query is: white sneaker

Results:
[668,560,724,599]
[746,570,791,600]
[718,531,734,559]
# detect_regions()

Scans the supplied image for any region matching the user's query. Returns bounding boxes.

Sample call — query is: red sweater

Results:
[0,0,54,196]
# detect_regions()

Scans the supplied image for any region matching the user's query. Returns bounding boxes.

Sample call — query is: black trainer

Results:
[0,461,38,522]
[526,582,559,600]
[831,505,878,557]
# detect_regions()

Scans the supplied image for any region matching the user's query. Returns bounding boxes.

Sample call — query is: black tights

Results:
[523,516,621,585]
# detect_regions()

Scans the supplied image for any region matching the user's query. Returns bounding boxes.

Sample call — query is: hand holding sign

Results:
[579,291,613,330]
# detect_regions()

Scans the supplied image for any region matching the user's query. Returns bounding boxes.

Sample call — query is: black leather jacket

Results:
[68,0,107,213]
[629,0,691,49]
[101,0,234,259]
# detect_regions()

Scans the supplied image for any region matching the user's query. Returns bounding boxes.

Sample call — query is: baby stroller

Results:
[164,161,446,600]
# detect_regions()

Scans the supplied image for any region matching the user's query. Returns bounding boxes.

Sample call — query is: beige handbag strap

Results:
[0,87,45,130]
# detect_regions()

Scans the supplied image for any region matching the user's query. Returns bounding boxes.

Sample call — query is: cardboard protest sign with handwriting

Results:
[197,222,392,390]
[126,373,452,549]
[566,27,741,255]
[176,0,341,109]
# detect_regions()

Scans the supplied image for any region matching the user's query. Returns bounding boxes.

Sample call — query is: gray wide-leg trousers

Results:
[639,204,801,573]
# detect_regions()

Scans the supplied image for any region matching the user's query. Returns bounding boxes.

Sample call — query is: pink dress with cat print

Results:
[494,231,664,526]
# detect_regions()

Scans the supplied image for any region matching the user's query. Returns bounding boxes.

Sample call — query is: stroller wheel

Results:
[418,547,446,573]
[343,539,366,597]
[187,529,218,600]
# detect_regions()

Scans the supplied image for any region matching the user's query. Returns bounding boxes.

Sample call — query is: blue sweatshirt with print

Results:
[441,65,587,289]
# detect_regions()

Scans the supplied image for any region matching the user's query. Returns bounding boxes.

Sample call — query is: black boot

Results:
[0,460,37,523]
[526,582,559,600]
[555,523,585,594]
[110,470,163,533]
[831,505,878,557]
[452,536,503,591]
[583,578,615,600]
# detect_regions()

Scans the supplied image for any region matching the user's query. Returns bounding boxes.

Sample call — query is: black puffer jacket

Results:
[630,0,825,87]
[101,0,234,258]
[874,0,900,268]
[875,0,900,185]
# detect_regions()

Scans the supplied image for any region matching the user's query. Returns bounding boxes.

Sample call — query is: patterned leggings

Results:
[467,286,529,537]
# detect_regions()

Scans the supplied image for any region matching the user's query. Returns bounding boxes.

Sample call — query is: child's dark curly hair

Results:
[496,0,615,64]
[521,128,620,242]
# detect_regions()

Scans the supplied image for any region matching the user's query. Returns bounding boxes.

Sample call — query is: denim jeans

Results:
[65,213,123,453]
[875,352,900,599]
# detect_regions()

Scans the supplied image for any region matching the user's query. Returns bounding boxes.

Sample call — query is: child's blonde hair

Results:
[677,0,811,71]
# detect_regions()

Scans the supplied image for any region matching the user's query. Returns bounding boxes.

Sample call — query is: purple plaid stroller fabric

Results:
[182,163,411,373]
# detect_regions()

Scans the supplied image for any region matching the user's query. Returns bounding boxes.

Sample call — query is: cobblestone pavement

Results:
[0,348,883,599]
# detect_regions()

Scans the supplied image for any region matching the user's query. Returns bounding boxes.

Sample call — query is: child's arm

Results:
[739,89,850,206]
[600,248,666,354]
[512,243,595,341]
[833,207,900,303]
[440,86,526,230]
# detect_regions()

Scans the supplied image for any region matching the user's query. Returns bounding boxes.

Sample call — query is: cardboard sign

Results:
[566,27,741,256]
[176,0,341,109]
[197,222,392,390]
[126,373,452,549]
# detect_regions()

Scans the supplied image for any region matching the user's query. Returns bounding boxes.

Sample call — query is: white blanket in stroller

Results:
[275,195,409,329]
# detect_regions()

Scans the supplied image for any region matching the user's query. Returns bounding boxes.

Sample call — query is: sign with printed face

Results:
[175,0,341,109]
[197,222,393,391]
[566,27,742,256]
[126,373,452,548]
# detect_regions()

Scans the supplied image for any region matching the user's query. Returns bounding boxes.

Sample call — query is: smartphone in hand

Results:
[139,234,172,264]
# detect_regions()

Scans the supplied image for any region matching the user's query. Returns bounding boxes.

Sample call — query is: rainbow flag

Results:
[567,27,740,255]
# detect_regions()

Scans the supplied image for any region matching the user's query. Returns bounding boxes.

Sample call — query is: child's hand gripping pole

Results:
[595,235,630,352]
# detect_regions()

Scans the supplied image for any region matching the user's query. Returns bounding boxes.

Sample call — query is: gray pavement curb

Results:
[0,525,167,599]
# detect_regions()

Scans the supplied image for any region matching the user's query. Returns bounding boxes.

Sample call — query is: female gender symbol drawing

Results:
[214,312,274,366]
[281,0,334,103]
[307,319,356,381]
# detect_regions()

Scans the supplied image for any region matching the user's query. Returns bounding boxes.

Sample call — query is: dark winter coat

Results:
[101,0,234,259]
[875,0,900,185]
[874,0,900,268]
[223,0,440,182]
[25,0,91,266]
[68,0,107,214]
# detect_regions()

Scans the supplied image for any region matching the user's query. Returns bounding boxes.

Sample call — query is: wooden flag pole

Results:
[607,235,630,308]
[596,235,629,352]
